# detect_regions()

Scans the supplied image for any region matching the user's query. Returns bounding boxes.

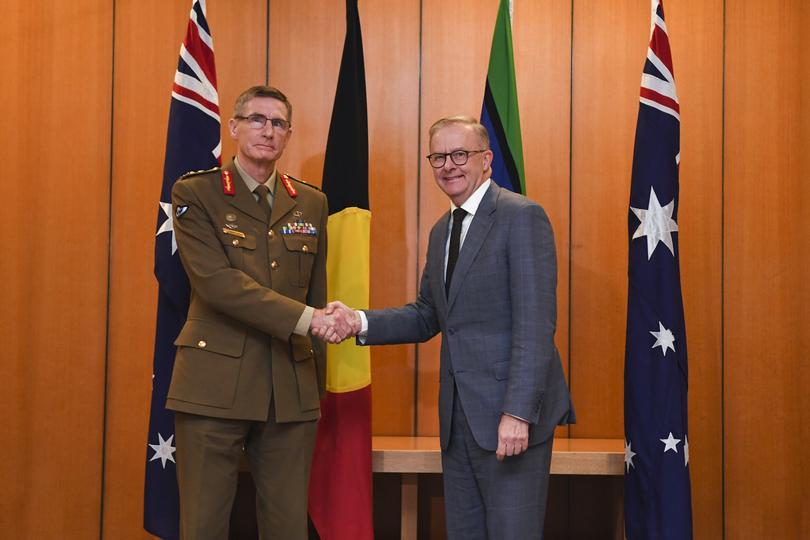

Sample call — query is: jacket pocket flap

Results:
[174,319,246,358]
[290,334,315,362]
[221,232,256,250]
[282,235,318,254]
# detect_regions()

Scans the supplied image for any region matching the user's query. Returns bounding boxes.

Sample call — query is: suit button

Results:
[268,230,275,239]
[271,260,279,270]
[448,327,455,335]
[197,340,207,348]
[231,239,240,246]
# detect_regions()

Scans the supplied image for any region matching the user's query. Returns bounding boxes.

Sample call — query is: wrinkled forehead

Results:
[238,96,289,119]
[429,124,481,152]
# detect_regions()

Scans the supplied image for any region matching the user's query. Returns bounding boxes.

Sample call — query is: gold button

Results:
[232,239,240,246]
[271,260,279,269]
[268,230,275,239]
[198,340,207,348]
[302,244,309,253]
[309,349,314,356]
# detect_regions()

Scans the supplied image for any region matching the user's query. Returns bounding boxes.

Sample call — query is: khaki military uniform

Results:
[167,159,327,539]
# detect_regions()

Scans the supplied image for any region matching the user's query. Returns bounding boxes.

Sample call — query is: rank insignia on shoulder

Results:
[222,170,235,196]
[176,205,189,218]
[283,220,317,236]
[280,174,298,198]
[179,166,220,180]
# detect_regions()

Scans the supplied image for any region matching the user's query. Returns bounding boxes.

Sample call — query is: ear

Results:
[228,118,238,139]
[482,149,494,170]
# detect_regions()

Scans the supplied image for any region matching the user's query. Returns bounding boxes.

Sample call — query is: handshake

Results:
[310,301,362,344]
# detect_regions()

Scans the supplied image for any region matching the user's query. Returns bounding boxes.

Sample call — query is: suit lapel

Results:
[446,183,499,312]
[431,212,451,314]
[223,161,267,223]
[269,177,297,228]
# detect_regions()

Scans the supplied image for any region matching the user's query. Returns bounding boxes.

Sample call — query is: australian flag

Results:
[623,1,693,538]
[145,1,220,538]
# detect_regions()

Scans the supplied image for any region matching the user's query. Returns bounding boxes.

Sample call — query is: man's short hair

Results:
[233,85,293,123]
[428,116,490,148]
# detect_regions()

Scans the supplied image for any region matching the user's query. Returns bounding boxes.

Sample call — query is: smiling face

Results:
[228,96,292,169]
[429,123,493,207]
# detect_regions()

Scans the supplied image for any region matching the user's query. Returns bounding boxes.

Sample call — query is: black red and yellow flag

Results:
[307,0,373,538]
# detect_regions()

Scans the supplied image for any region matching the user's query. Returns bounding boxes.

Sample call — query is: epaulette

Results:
[179,166,221,180]
[284,174,321,192]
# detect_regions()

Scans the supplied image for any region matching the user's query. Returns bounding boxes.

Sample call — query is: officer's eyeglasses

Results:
[235,113,291,133]
[426,149,487,168]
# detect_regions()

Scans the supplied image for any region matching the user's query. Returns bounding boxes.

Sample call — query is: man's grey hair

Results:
[233,85,293,123]
[428,115,490,148]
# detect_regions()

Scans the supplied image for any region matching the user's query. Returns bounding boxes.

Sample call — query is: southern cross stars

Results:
[148,432,177,468]
[660,432,681,453]
[625,440,637,473]
[650,321,676,356]
[631,186,679,259]
[156,201,177,254]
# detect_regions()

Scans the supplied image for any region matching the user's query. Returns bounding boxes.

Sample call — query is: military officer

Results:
[167,85,353,540]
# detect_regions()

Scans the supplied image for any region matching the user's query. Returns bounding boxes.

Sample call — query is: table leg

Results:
[400,473,418,540]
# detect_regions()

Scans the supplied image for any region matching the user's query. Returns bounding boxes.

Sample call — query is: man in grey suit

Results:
[320,116,575,539]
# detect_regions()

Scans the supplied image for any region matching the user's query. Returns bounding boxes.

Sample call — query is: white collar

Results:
[450,179,491,216]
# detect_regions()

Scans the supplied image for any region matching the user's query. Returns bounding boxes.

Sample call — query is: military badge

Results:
[176,205,189,218]
[282,220,317,236]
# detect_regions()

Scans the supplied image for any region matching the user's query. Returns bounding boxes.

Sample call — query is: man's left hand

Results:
[496,414,529,461]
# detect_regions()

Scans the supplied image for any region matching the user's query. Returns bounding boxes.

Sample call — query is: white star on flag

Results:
[156,201,178,254]
[684,435,689,466]
[631,186,679,259]
[148,432,177,468]
[625,440,637,473]
[660,432,681,453]
[650,321,676,356]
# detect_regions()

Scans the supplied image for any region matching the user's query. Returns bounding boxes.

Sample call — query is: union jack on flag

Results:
[623,1,693,538]
[145,1,220,538]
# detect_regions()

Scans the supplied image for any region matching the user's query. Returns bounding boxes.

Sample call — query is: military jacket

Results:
[166,159,327,423]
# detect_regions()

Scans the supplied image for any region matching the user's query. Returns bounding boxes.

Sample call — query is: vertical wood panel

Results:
[0,1,112,537]
[725,0,810,537]
[667,2,724,537]
[361,0,421,435]
[418,0,496,436]
[269,0,420,436]
[571,0,647,438]
[513,0,573,439]
[103,1,266,536]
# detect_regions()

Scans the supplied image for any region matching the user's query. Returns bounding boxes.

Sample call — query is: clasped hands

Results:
[310,301,361,344]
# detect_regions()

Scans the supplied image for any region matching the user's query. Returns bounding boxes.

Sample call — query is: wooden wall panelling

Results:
[512,0,573,438]
[269,0,420,436]
[570,0,647,439]
[360,0,421,436]
[666,1,724,537]
[417,0,497,437]
[103,0,267,537]
[724,0,810,537]
[0,1,113,537]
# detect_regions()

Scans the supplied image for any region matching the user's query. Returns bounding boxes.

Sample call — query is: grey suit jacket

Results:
[364,183,575,451]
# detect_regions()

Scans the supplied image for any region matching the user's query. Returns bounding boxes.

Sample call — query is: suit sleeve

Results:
[502,203,558,424]
[172,179,307,340]
[306,195,329,398]
[362,259,441,345]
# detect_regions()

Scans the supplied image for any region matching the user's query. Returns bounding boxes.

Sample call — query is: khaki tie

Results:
[254,184,272,221]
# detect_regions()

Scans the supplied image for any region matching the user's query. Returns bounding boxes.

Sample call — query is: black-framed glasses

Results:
[426,149,487,168]
[235,113,291,132]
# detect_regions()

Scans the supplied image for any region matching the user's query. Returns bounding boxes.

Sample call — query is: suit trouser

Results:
[174,407,318,540]
[441,389,553,540]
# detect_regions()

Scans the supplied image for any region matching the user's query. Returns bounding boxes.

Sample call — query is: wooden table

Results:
[372,436,625,540]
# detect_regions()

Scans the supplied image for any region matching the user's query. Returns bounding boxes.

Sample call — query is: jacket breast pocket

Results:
[220,232,256,268]
[169,318,247,409]
[282,235,318,288]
